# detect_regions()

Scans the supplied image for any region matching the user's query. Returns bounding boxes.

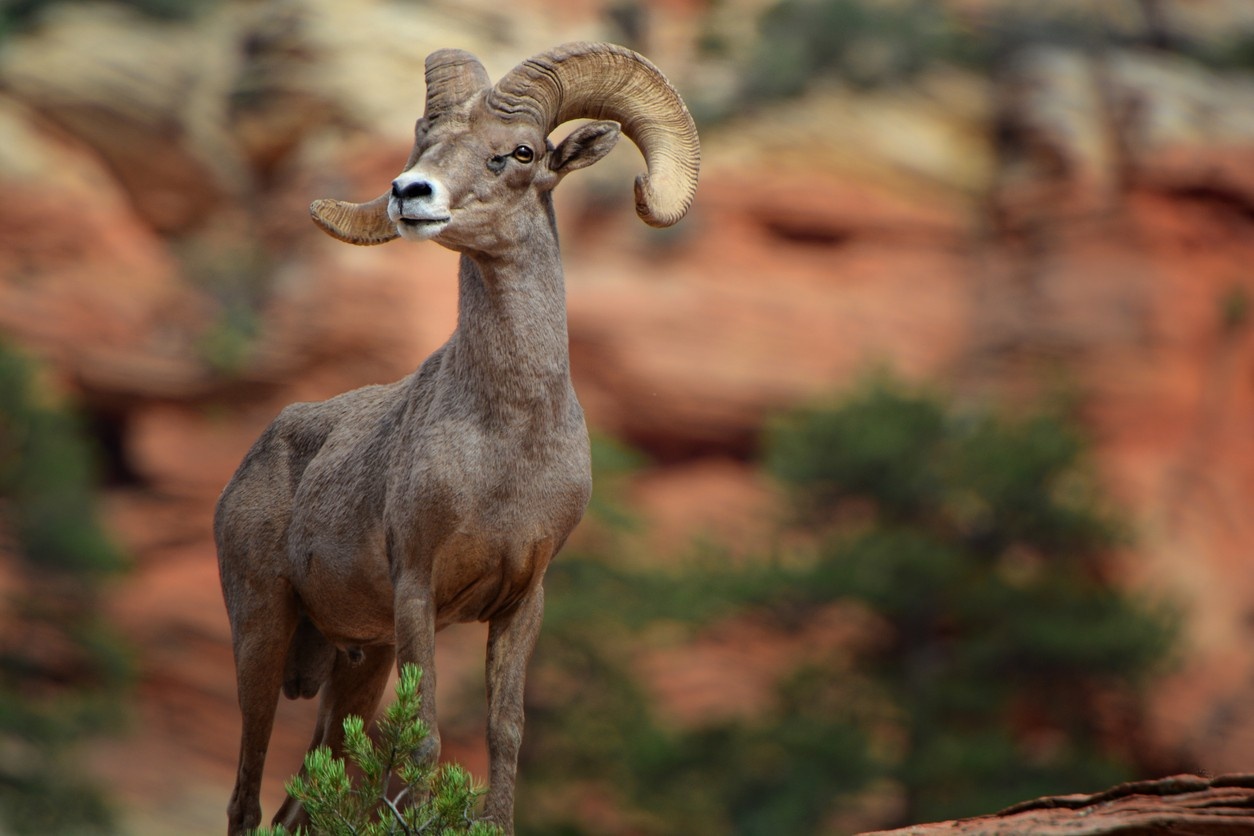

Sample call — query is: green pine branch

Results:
[254,664,502,836]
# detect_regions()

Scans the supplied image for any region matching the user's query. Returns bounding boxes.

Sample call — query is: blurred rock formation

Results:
[0,0,1252,831]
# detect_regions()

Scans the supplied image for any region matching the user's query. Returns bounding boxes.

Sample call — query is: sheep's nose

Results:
[392,179,434,200]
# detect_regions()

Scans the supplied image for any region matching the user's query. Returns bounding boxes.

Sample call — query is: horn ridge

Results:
[489,42,700,227]
[424,48,490,122]
[310,194,397,246]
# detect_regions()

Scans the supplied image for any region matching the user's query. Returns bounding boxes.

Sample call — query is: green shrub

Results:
[0,342,131,834]
[763,377,1175,824]
[255,664,502,836]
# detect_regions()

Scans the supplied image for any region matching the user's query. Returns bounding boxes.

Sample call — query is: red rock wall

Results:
[1,2,1252,832]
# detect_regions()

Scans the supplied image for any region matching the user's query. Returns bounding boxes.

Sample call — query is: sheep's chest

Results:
[404,426,591,626]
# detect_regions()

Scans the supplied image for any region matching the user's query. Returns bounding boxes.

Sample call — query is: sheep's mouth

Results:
[396,215,451,240]
[399,216,450,228]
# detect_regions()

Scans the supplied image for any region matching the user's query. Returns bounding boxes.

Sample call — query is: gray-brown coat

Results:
[214,42,699,835]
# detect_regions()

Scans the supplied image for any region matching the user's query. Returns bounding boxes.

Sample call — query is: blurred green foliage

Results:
[743,0,960,99]
[0,354,126,578]
[1194,32,1254,71]
[174,233,271,377]
[763,376,1174,824]
[0,0,217,38]
[519,374,1176,833]
[1219,284,1251,335]
[0,342,131,834]
[726,0,1254,113]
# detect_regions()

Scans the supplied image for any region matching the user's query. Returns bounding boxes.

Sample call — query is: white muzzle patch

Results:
[389,170,452,241]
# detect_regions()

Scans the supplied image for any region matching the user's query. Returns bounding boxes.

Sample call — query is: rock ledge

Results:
[861,774,1254,835]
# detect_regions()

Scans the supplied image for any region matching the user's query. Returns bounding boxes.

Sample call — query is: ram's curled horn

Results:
[488,42,700,228]
[309,194,397,246]
[424,48,490,123]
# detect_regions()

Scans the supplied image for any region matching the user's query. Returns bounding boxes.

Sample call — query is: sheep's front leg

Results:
[394,581,441,764]
[483,583,545,833]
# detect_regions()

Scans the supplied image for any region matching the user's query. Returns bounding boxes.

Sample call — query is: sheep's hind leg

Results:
[271,643,396,832]
[226,589,299,836]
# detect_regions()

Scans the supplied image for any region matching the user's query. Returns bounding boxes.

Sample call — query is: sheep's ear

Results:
[549,120,621,176]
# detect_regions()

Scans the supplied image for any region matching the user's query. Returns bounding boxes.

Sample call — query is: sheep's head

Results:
[310,42,700,255]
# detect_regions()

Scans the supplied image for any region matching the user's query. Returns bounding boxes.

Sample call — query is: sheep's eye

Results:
[512,145,535,164]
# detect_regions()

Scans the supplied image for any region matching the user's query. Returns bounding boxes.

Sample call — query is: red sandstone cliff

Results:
[1,1,1252,832]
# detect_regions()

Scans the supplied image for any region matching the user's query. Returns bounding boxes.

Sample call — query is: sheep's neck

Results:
[447,233,574,429]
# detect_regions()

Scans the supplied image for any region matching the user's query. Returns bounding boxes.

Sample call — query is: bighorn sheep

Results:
[215,42,699,835]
